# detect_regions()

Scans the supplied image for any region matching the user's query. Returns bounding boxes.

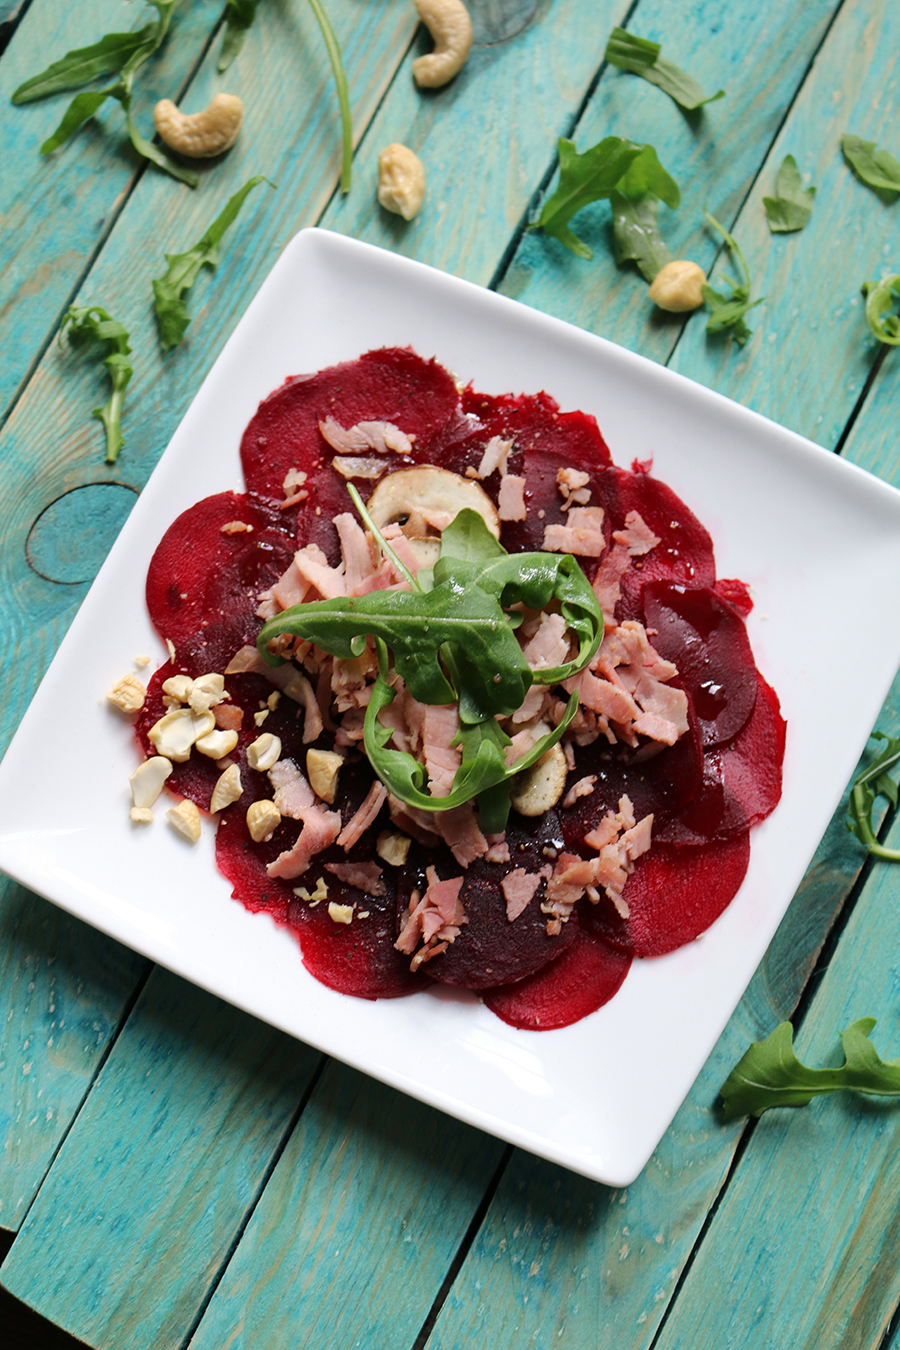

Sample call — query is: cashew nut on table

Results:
[412,0,473,87]
[153,93,244,158]
[377,144,427,220]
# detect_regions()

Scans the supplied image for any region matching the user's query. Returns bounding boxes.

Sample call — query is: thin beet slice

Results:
[716,578,753,619]
[396,814,578,989]
[146,492,291,647]
[642,582,757,747]
[484,929,631,1030]
[580,833,750,957]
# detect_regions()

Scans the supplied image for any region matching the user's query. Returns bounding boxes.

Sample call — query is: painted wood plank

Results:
[0,0,224,423]
[187,1062,505,1350]
[321,0,633,282]
[668,0,900,448]
[0,879,147,1234]
[498,0,842,369]
[0,966,322,1349]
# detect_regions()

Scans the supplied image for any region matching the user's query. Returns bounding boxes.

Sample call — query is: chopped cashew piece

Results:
[377,830,412,866]
[247,733,282,772]
[247,799,281,843]
[195,728,239,760]
[294,877,329,904]
[366,466,500,541]
[130,807,154,824]
[328,902,354,925]
[153,93,244,158]
[253,709,270,727]
[107,674,146,714]
[148,708,215,762]
[162,674,193,702]
[412,0,473,87]
[210,764,243,813]
[129,755,173,808]
[510,742,569,817]
[648,260,707,312]
[307,749,343,804]
[378,143,426,220]
[166,799,202,843]
[189,673,227,714]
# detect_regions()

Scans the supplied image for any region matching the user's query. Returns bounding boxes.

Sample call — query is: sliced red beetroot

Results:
[396,813,578,989]
[146,492,292,647]
[642,583,757,747]
[484,929,631,1030]
[716,577,753,619]
[660,672,785,845]
[559,697,704,849]
[580,832,750,957]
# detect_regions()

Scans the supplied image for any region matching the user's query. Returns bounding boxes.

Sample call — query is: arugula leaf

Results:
[701,211,764,346]
[610,191,673,281]
[60,305,133,464]
[152,177,272,349]
[861,275,900,347]
[842,134,900,202]
[763,154,816,233]
[219,0,258,71]
[604,27,725,111]
[12,28,156,103]
[532,137,679,260]
[847,730,900,858]
[721,1019,900,1119]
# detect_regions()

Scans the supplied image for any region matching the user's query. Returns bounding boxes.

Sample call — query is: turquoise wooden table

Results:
[2,0,900,1345]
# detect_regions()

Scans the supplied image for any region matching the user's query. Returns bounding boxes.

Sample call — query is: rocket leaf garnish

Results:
[847,730,900,856]
[861,276,900,347]
[604,27,725,111]
[60,304,133,464]
[702,211,764,346]
[841,134,900,202]
[763,155,816,233]
[721,1019,900,1119]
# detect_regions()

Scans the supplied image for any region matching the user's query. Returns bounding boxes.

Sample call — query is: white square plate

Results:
[3,228,900,1186]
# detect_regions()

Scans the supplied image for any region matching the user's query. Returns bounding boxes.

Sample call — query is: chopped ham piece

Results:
[557,467,591,511]
[272,558,311,611]
[576,795,654,916]
[332,456,386,480]
[612,509,661,556]
[337,781,387,850]
[318,417,414,455]
[561,774,596,808]
[435,802,488,868]
[422,704,461,797]
[542,506,606,557]
[324,861,386,895]
[266,806,342,879]
[381,524,428,579]
[215,704,243,732]
[498,474,527,521]
[395,867,467,971]
[294,543,346,599]
[592,542,632,624]
[521,612,569,672]
[472,436,513,480]
[281,467,309,509]
[510,683,547,725]
[501,868,544,922]
[484,832,510,863]
[333,513,378,594]
[268,759,315,818]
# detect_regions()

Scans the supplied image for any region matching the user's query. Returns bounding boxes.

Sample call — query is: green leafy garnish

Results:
[532,137,679,261]
[721,1019,900,1119]
[763,154,816,233]
[257,505,603,825]
[847,730,900,856]
[153,176,272,350]
[841,134,900,202]
[604,27,725,111]
[860,275,900,347]
[60,305,133,464]
[15,0,197,187]
[219,0,258,71]
[701,211,764,346]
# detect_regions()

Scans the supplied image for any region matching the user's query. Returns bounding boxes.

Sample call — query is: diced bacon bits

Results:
[501,868,544,922]
[557,467,591,510]
[325,861,386,895]
[107,674,146,714]
[376,830,411,866]
[561,774,596,808]
[267,807,342,879]
[247,799,282,843]
[167,799,202,843]
[210,763,243,813]
[337,782,388,850]
[246,733,282,772]
[129,756,173,809]
[395,867,467,972]
[306,748,343,803]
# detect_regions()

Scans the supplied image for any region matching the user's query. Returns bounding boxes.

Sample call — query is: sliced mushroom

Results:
[510,742,569,817]
[365,466,500,544]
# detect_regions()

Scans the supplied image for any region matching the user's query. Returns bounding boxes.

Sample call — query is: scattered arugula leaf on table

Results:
[307,0,353,194]
[258,500,603,830]
[608,147,681,281]
[60,305,133,464]
[841,134,900,202]
[219,0,258,71]
[701,211,764,346]
[860,275,900,347]
[153,176,273,350]
[532,137,679,262]
[13,0,197,187]
[763,154,816,233]
[604,27,725,111]
[721,1019,900,1119]
[847,730,900,856]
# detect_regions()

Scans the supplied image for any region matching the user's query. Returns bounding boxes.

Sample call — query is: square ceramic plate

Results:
[3,229,900,1186]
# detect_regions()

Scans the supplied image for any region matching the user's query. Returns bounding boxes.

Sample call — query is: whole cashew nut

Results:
[378,143,426,220]
[412,0,473,88]
[153,93,244,158]
[648,260,707,312]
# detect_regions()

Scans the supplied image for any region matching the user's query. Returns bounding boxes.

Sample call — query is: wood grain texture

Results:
[498,0,842,368]
[0,878,147,1233]
[188,1062,505,1349]
[0,0,223,425]
[0,967,323,1349]
[668,0,900,448]
[321,0,632,282]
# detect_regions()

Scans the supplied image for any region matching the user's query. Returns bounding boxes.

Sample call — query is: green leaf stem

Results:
[604,27,725,111]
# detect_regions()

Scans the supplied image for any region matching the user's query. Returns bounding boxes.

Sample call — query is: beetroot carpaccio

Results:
[137,347,785,1030]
